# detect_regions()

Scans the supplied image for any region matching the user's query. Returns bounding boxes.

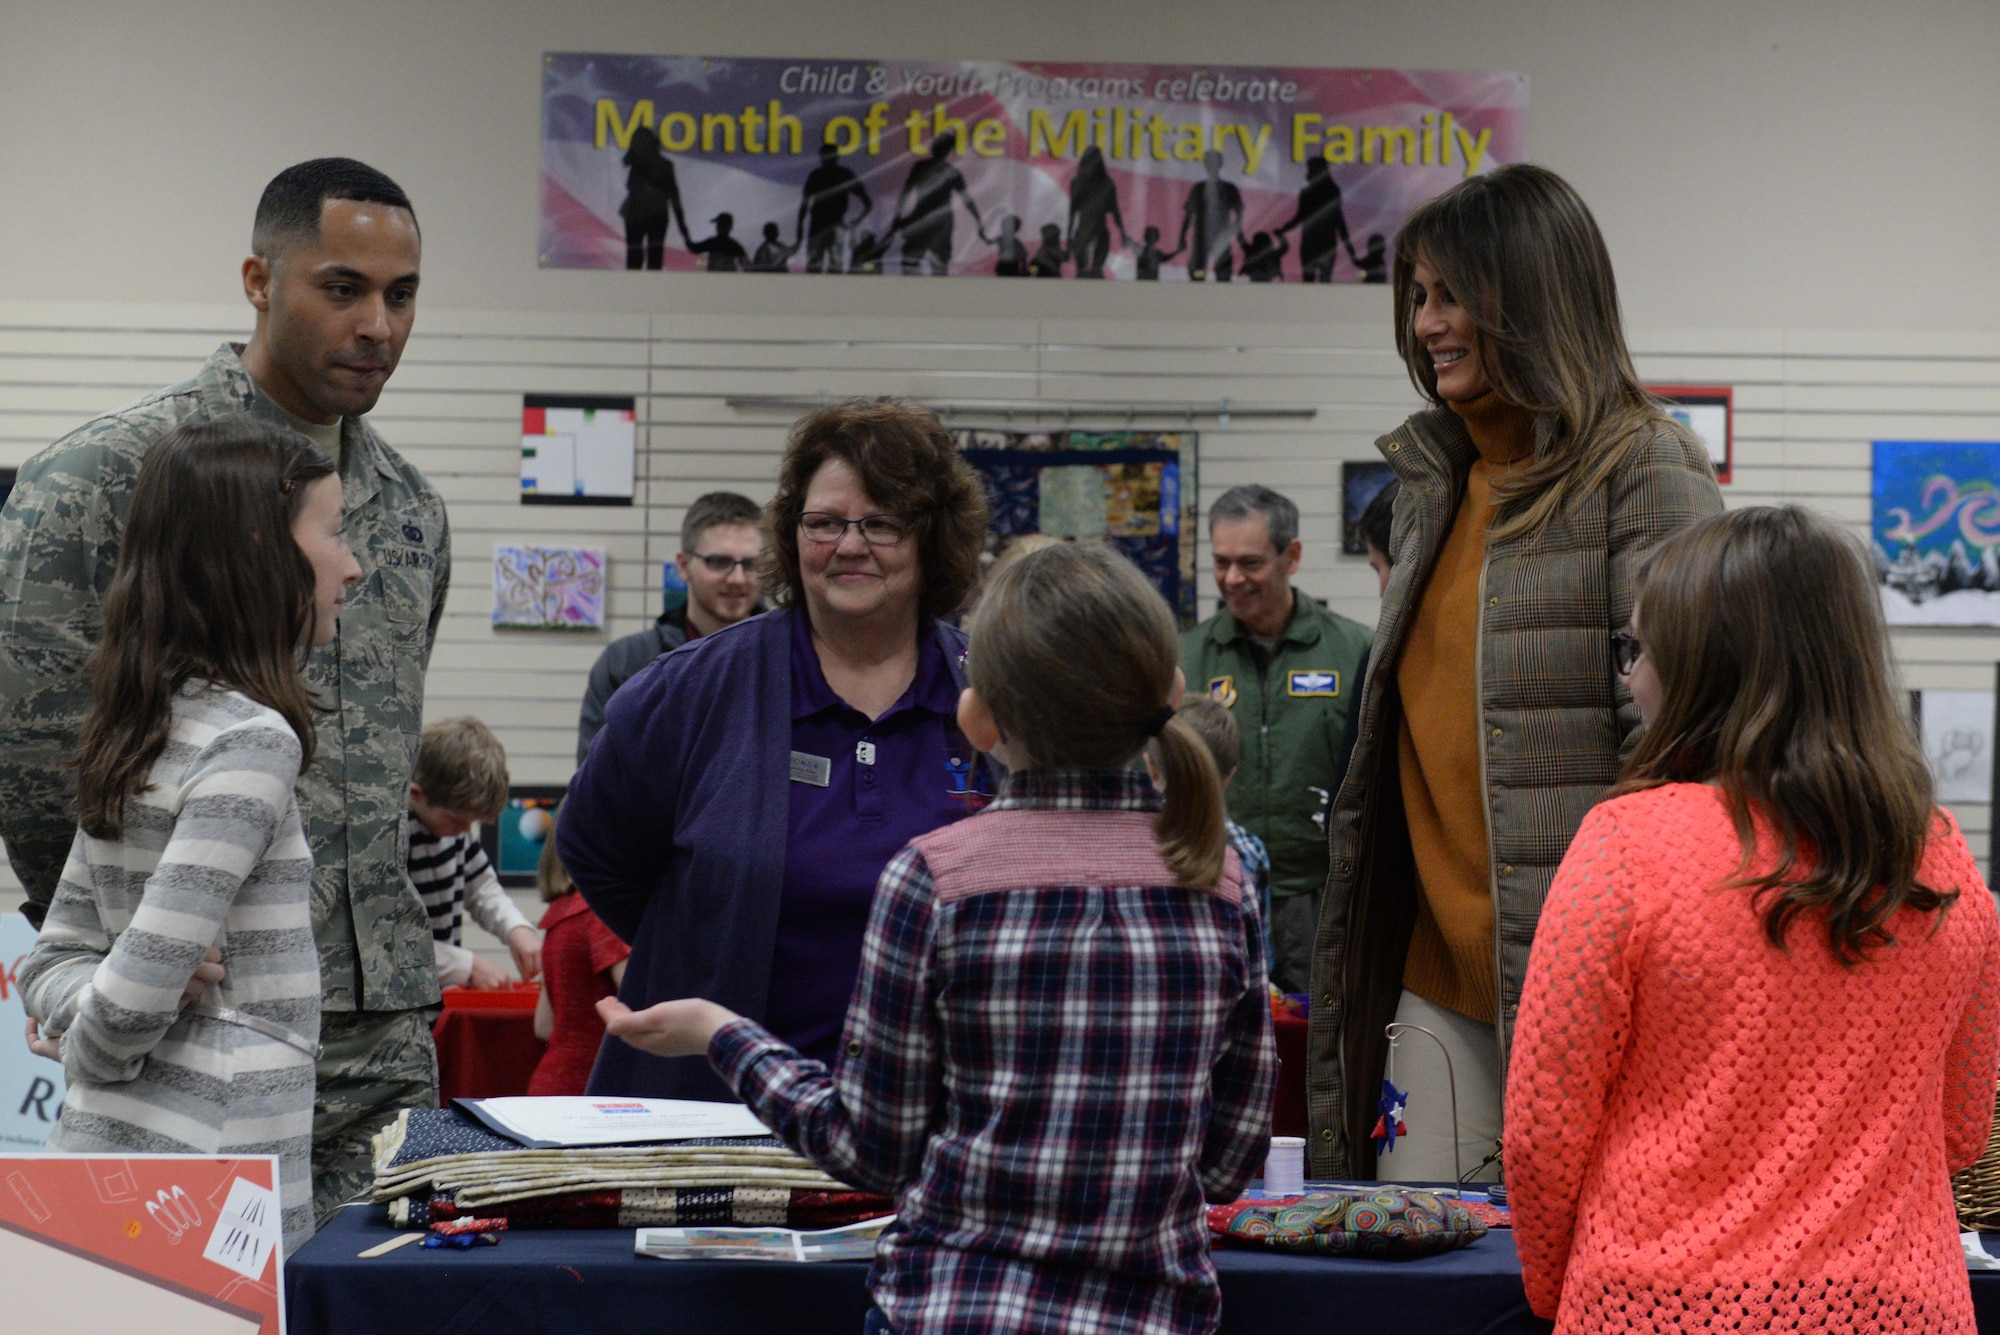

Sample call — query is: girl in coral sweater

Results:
[1507,505,2000,1333]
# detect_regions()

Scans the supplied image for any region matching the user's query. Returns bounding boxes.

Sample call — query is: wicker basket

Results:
[1952,1090,2000,1230]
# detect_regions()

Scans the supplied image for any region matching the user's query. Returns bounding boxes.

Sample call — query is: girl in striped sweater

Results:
[23,417,359,1254]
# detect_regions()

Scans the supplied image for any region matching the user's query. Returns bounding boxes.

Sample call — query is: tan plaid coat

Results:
[1305,405,1723,1177]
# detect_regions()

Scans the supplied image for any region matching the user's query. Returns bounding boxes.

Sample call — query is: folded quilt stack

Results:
[372,1108,894,1230]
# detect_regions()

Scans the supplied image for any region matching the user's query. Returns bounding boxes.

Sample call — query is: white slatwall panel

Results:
[4,305,1999,926]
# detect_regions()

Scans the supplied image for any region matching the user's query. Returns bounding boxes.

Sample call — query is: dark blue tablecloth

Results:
[288,1206,1547,1335]
[286,1208,2000,1335]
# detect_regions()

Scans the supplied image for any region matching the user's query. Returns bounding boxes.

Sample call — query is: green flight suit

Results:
[0,343,451,1223]
[1179,592,1371,992]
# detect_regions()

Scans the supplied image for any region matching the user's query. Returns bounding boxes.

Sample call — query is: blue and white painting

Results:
[1872,441,2000,626]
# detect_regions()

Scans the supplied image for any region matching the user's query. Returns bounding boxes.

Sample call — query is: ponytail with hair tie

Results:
[968,541,1230,891]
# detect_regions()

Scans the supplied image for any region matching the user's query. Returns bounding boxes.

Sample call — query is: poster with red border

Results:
[1,1154,284,1335]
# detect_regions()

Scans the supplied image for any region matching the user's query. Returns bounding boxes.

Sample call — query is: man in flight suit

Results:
[1179,485,1370,992]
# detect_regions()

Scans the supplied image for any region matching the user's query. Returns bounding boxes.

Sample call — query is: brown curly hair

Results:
[761,399,990,623]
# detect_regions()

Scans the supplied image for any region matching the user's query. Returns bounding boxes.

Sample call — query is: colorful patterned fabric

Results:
[370,1106,848,1208]
[1507,787,2000,1333]
[711,767,1276,1335]
[1207,1188,1487,1259]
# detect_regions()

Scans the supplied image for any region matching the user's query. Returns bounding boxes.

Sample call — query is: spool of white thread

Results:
[1264,1136,1306,1196]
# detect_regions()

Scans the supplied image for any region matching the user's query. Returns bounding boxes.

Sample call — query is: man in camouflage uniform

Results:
[0,159,449,1225]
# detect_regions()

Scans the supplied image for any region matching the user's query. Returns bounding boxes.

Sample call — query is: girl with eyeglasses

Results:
[1311,164,1725,1184]
[1506,505,1998,1333]
[560,399,996,1101]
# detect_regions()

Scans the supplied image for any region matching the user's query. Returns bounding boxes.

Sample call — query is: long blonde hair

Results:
[969,543,1227,888]
[1612,506,1949,964]
[1393,164,1699,543]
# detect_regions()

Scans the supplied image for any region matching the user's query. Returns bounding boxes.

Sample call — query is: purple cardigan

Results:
[560,607,971,1100]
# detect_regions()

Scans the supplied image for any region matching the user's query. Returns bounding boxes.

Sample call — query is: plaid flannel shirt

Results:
[1225,819,1272,961]
[711,768,1276,1335]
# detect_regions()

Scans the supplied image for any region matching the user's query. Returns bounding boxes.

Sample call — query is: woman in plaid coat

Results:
[1304,165,1723,1180]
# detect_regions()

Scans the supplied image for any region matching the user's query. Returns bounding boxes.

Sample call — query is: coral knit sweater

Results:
[1397,392,1535,1024]
[1507,784,2000,1334]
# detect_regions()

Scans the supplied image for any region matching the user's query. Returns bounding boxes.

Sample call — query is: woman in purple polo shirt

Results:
[559,399,993,1099]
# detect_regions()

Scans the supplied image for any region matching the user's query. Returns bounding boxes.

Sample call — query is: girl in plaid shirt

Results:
[601,542,1277,1335]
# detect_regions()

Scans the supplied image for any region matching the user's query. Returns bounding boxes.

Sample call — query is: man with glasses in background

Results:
[577,491,766,762]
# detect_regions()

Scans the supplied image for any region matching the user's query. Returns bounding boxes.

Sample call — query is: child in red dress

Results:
[528,808,629,1096]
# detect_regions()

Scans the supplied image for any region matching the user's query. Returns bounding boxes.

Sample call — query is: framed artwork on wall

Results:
[492,545,608,630]
[1341,460,1396,554]
[521,394,636,505]
[479,784,570,889]
[955,429,1198,627]
[1872,440,2000,627]
[1649,385,1732,484]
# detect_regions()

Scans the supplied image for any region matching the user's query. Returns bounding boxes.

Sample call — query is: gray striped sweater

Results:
[22,682,319,1253]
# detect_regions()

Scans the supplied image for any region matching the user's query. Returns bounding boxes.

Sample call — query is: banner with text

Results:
[540,54,1527,281]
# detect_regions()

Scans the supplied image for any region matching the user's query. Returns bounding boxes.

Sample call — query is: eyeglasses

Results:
[687,553,758,575]
[799,512,912,545]
[1611,630,1644,676]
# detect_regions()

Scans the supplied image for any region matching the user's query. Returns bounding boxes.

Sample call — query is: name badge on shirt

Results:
[790,751,832,787]
[1288,670,1340,698]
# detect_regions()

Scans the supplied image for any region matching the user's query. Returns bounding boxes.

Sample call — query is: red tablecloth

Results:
[430,990,1311,1125]
[1272,1011,1308,1138]
[432,986,547,1105]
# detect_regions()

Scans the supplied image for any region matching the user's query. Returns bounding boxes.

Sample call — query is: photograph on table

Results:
[520,394,636,505]
[478,784,570,888]
[955,429,1199,626]
[0,1154,285,1335]
[1341,460,1396,555]
[491,544,608,630]
[1872,440,2000,627]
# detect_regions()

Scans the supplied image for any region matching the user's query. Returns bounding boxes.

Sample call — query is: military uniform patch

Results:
[1208,674,1238,708]
[1287,670,1340,697]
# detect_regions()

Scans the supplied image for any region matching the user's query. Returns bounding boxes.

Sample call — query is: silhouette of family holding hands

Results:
[616,126,1388,282]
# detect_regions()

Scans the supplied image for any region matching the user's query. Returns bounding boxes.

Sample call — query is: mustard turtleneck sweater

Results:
[1396,392,1536,1025]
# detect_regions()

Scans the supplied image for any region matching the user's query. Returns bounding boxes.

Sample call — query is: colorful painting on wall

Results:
[1872,441,2000,627]
[478,786,569,888]
[492,545,608,629]
[521,395,637,505]
[955,429,1196,626]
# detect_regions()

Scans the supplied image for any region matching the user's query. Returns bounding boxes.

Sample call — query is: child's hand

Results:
[25,1018,61,1061]
[508,926,543,982]
[597,997,740,1058]
[178,947,225,1011]
[467,956,510,990]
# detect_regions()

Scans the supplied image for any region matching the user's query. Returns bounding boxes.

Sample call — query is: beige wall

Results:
[1,0,1996,329]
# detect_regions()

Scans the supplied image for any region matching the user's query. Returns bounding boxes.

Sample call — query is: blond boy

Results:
[409,717,541,989]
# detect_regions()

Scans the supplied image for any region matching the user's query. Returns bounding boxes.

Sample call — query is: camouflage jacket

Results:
[0,343,451,1012]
